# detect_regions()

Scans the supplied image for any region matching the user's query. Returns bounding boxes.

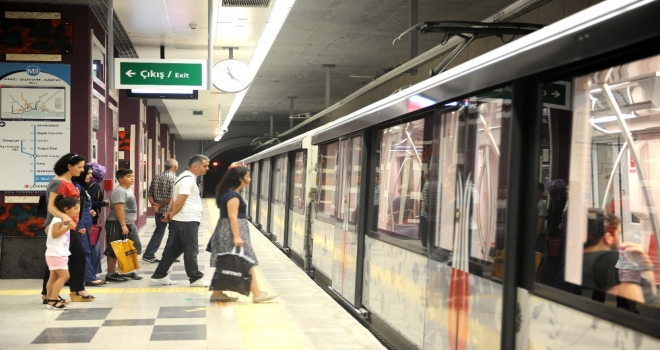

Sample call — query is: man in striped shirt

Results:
[143,159,178,263]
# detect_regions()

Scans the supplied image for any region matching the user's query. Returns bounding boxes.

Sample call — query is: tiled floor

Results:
[0,199,385,350]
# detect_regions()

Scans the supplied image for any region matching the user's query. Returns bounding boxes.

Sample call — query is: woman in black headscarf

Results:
[72,165,107,286]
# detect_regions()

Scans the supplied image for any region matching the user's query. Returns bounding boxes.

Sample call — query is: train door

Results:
[288,150,307,265]
[270,154,288,247]
[258,158,271,233]
[332,134,362,305]
[424,92,512,350]
[314,142,339,284]
[250,162,260,225]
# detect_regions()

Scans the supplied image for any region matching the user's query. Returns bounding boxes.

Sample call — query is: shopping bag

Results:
[211,247,255,296]
[90,225,102,246]
[110,239,140,274]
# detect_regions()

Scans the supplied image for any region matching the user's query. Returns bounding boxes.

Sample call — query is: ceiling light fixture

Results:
[591,113,636,123]
[220,0,296,133]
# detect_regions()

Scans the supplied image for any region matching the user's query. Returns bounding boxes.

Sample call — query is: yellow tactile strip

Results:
[0,287,208,295]
[214,268,305,350]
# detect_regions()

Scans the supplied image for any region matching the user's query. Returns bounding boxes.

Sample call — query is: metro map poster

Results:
[0,63,71,191]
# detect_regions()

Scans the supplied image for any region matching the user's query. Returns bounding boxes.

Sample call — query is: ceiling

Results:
[119,0,517,141]
[2,0,519,143]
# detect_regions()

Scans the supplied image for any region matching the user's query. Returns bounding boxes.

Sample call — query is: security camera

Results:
[189,22,197,29]
[221,127,228,134]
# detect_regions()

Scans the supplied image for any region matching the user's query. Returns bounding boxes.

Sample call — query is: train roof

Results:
[241,0,660,162]
[312,0,660,144]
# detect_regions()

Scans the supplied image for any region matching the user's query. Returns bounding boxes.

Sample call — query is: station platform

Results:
[0,199,385,350]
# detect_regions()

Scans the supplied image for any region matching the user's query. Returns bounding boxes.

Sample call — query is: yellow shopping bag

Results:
[110,239,141,274]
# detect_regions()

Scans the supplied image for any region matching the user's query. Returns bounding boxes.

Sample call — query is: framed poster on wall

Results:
[91,132,98,163]
[91,97,99,131]
[91,31,106,90]
[109,103,118,140]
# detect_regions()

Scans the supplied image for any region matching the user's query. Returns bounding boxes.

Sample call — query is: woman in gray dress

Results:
[207,164,279,303]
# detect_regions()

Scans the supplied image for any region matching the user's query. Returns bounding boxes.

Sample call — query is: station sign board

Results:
[114,59,207,90]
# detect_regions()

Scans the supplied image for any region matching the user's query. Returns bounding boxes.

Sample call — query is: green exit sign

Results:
[475,81,572,110]
[114,59,207,90]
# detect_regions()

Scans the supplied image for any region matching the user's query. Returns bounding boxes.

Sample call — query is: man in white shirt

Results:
[150,154,210,287]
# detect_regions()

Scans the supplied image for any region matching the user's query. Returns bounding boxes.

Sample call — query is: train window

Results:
[540,54,660,319]
[373,116,430,246]
[259,159,270,200]
[251,162,259,220]
[272,154,287,204]
[318,142,338,219]
[291,150,307,212]
[347,135,362,225]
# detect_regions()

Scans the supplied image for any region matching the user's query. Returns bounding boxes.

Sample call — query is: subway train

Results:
[237,1,660,349]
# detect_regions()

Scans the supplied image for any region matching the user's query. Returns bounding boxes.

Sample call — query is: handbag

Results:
[90,225,102,246]
[211,247,255,296]
[110,239,141,274]
[547,235,562,258]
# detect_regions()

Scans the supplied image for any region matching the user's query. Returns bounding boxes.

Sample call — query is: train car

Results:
[240,1,660,349]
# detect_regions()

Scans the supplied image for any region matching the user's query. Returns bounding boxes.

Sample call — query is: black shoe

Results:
[106,272,129,282]
[121,272,143,280]
[142,257,160,263]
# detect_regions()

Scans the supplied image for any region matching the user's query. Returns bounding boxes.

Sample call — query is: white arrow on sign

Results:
[551,91,561,98]
[125,70,136,78]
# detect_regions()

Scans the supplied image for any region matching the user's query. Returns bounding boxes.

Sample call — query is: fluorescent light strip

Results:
[132,88,195,94]
[220,0,296,133]
[591,114,636,123]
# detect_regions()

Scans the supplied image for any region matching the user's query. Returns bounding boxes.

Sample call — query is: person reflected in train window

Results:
[491,186,508,280]
[391,186,414,225]
[536,183,548,252]
[387,185,417,239]
[420,171,431,248]
[372,175,380,231]
[350,174,361,223]
[583,210,657,305]
[540,180,578,292]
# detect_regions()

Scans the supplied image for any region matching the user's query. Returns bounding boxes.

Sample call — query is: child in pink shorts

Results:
[44,195,80,310]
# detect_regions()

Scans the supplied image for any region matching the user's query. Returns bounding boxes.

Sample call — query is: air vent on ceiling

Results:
[192,110,203,115]
[222,0,271,7]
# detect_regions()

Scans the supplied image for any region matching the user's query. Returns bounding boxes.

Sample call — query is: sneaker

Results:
[189,278,211,287]
[210,293,238,302]
[253,292,279,304]
[142,257,160,263]
[121,272,143,280]
[150,276,178,285]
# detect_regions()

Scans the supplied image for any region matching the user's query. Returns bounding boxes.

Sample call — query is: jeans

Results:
[143,213,174,259]
[79,229,98,282]
[151,221,204,283]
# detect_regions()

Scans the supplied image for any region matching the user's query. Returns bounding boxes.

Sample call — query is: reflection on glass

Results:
[291,151,306,211]
[318,142,338,217]
[377,119,425,241]
[347,136,362,224]
[272,155,287,203]
[260,159,270,200]
[561,54,660,316]
[250,163,259,219]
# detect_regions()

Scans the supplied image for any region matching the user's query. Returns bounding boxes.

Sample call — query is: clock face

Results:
[212,59,251,93]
